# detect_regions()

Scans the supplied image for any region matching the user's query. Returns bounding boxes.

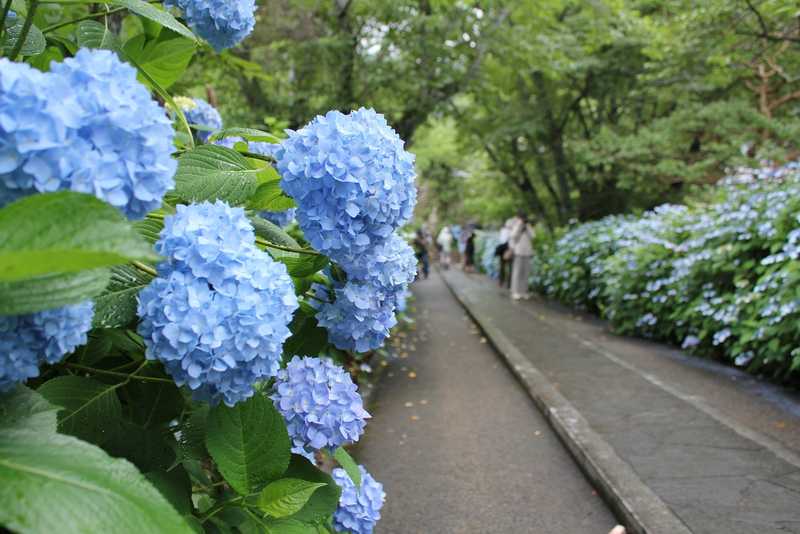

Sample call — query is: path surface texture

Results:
[354,270,617,533]
[442,269,800,534]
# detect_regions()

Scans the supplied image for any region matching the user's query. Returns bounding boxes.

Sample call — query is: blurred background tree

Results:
[177,0,800,229]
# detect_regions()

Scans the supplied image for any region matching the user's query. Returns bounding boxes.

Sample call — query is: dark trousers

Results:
[499,257,511,288]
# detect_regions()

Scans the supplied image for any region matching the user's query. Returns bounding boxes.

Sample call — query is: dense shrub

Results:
[530,162,800,379]
[0,4,413,532]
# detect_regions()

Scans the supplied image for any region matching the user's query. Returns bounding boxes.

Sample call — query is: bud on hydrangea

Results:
[0,50,176,219]
[137,201,298,406]
[260,208,296,228]
[165,0,256,51]
[179,98,222,143]
[276,108,416,265]
[0,302,94,392]
[332,466,385,534]
[271,356,370,454]
[316,281,398,353]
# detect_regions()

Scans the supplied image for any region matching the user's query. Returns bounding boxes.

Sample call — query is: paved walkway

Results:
[443,269,800,534]
[354,270,617,533]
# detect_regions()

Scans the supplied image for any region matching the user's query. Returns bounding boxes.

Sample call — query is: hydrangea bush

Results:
[529,162,800,379]
[0,5,413,532]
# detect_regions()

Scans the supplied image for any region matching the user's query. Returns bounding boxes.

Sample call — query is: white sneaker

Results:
[511,293,522,301]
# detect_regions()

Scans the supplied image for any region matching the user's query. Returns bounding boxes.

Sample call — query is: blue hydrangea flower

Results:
[260,208,296,228]
[332,466,385,534]
[395,287,411,314]
[180,98,222,143]
[165,0,256,51]
[276,108,417,264]
[0,301,94,392]
[137,201,299,406]
[0,50,176,219]
[316,281,397,353]
[272,356,370,453]
[340,233,417,294]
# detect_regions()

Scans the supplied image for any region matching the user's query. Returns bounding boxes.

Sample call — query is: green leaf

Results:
[0,268,111,315]
[124,32,196,89]
[134,216,165,244]
[257,479,326,518]
[38,376,123,446]
[0,192,158,282]
[93,264,153,328]
[0,430,193,533]
[122,367,184,428]
[76,20,120,50]
[209,128,282,144]
[263,519,320,534]
[333,447,361,488]
[250,219,329,277]
[26,45,64,71]
[205,394,291,495]
[270,250,330,279]
[108,0,196,41]
[3,19,45,56]
[177,406,209,462]
[173,145,262,206]
[145,467,192,515]
[250,216,301,248]
[281,455,341,523]
[106,422,176,473]
[248,181,297,212]
[284,313,328,359]
[0,386,59,433]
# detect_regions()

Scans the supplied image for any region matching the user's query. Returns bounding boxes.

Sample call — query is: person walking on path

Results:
[495,217,515,288]
[509,214,535,300]
[463,229,476,273]
[437,226,454,269]
[413,229,430,279]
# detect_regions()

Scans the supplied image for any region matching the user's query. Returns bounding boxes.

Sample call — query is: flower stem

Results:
[43,5,127,33]
[255,237,321,256]
[241,151,276,163]
[63,362,174,384]
[8,0,38,60]
[199,496,245,524]
[132,260,158,277]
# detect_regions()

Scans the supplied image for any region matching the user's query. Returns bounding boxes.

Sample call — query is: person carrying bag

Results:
[509,214,535,300]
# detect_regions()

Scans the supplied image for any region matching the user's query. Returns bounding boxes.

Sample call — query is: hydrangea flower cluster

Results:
[0,301,94,392]
[316,234,416,352]
[165,0,256,51]
[332,466,385,534]
[271,356,370,454]
[261,208,296,228]
[137,201,298,406]
[179,98,222,143]
[316,281,399,353]
[276,108,416,264]
[0,50,176,219]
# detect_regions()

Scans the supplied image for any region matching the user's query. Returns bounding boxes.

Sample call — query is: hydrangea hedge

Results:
[527,162,800,380]
[0,3,412,533]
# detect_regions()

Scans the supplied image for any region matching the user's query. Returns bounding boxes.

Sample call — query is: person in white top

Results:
[509,214,535,300]
[494,217,516,288]
[437,226,454,269]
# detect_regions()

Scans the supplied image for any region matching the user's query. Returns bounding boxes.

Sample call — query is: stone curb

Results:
[441,272,692,534]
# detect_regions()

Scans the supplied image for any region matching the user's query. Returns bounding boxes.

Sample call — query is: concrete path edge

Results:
[441,272,692,534]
